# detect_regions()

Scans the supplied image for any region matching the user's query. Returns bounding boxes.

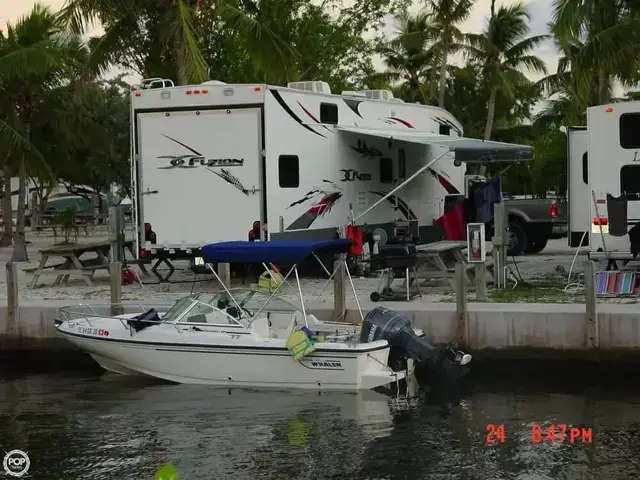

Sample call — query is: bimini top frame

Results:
[200,239,360,327]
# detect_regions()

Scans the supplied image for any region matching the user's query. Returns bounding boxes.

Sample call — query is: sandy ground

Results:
[0,227,591,306]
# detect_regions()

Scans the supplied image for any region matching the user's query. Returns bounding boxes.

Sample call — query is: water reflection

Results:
[1,372,640,479]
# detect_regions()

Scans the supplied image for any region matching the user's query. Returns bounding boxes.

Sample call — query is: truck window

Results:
[582,152,588,184]
[320,103,338,124]
[439,124,451,135]
[398,149,407,178]
[380,157,393,183]
[619,113,640,149]
[620,164,640,198]
[278,155,299,188]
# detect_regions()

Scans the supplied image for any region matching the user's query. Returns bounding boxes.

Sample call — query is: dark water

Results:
[1,371,640,480]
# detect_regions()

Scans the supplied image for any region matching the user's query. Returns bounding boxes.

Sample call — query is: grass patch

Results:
[489,280,582,303]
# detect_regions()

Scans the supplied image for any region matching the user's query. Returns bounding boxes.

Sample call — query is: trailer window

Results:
[380,157,393,183]
[398,149,407,178]
[582,152,588,184]
[439,124,451,135]
[320,103,338,125]
[278,155,299,188]
[620,113,640,149]
[621,165,640,198]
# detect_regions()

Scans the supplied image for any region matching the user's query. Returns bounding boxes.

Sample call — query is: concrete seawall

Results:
[1,300,639,362]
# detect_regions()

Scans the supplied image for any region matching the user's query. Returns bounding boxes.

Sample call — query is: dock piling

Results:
[455,261,468,348]
[5,262,19,333]
[584,260,599,350]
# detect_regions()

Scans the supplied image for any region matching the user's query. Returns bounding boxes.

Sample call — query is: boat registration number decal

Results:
[78,327,110,337]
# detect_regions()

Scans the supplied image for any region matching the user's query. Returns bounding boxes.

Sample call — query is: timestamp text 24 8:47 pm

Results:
[485,424,593,444]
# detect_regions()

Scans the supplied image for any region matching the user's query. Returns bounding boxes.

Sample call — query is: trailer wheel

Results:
[507,222,527,256]
[370,292,381,302]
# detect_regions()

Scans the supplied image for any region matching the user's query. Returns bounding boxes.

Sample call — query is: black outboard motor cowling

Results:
[360,306,471,383]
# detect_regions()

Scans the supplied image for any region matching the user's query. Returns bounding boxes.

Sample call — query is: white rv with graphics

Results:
[566,101,640,260]
[130,78,532,261]
[566,126,589,247]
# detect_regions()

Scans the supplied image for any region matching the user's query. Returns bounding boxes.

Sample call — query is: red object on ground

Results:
[122,268,136,285]
[434,202,466,240]
[345,224,364,256]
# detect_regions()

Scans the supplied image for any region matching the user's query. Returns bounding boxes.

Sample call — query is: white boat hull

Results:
[57,320,405,391]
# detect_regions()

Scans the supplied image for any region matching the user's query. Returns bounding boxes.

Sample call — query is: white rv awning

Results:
[337,126,533,163]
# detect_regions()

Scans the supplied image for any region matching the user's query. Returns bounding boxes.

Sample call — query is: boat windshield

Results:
[160,297,196,323]
[211,289,301,315]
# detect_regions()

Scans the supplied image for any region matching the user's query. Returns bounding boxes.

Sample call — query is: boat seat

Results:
[285,310,304,337]
[251,316,270,338]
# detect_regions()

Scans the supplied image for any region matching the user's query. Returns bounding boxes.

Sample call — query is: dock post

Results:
[108,207,124,316]
[333,259,347,322]
[5,262,19,334]
[218,263,231,289]
[474,263,487,301]
[110,261,123,316]
[492,202,507,289]
[584,260,599,350]
[454,262,468,348]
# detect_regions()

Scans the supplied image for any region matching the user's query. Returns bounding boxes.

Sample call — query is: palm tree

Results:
[377,10,437,104]
[536,28,595,127]
[58,0,292,85]
[0,4,86,261]
[425,0,473,108]
[463,0,548,141]
[551,0,640,107]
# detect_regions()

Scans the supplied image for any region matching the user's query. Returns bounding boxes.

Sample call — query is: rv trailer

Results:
[566,126,589,247]
[586,101,640,262]
[130,78,532,268]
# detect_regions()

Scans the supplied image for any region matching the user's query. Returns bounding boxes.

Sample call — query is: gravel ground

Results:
[0,229,591,305]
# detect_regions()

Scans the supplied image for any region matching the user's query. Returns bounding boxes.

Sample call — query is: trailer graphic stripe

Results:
[343,98,364,118]
[386,117,415,129]
[270,90,326,138]
[297,101,333,132]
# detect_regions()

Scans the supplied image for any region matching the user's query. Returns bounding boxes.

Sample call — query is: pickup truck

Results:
[503,197,567,256]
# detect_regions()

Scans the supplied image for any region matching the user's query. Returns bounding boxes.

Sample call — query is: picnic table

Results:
[414,240,494,287]
[28,240,146,288]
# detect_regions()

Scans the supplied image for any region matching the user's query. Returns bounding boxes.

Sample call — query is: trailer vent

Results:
[342,91,367,98]
[287,81,332,94]
[363,89,395,101]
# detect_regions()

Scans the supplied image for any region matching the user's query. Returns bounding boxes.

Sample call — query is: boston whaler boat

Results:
[55,239,471,390]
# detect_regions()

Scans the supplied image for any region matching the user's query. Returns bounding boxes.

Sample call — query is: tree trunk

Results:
[0,165,13,247]
[438,49,449,108]
[597,67,608,104]
[484,85,498,141]
[11,152,28,262]
[429,67,438,104]
[174,37,188,86]
[480,85,498,177]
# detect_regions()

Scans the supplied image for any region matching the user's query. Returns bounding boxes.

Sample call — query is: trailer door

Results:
[136,108,263,245]
[567,127,589,247]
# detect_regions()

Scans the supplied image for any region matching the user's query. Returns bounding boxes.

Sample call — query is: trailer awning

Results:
[338,126,533,163]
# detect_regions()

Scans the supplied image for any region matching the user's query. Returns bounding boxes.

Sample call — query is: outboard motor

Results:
[360,307,471,384]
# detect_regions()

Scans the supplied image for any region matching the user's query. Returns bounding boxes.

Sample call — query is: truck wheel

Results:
[524,238,548,255]
[507,222,527,256]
